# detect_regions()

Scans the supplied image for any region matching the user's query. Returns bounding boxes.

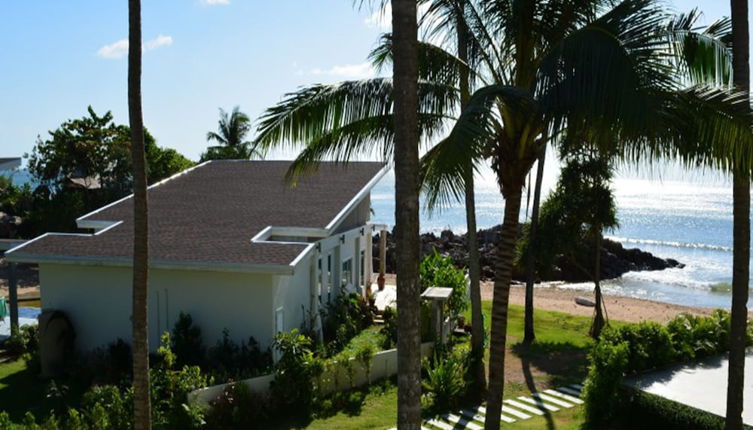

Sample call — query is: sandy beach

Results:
[380,274,751,323]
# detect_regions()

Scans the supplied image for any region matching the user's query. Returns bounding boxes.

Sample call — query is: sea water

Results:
[371,165,753,310]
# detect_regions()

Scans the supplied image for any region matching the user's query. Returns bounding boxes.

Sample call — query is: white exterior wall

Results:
[272,256,312,335]
[38,264,275,353]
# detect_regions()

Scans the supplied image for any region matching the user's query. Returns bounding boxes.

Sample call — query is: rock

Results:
[575,296,596,307]
[372,225,683,283]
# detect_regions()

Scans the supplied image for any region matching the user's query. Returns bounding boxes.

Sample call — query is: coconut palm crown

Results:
[202,106,263,161]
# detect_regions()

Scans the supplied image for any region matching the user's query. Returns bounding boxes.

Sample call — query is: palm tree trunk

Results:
[523,148,546,344]
[485,185,523,430]
[392,1,422,428]
[456,5,486,393]
[590,232,605,339]
[728,2,750,429]
[128,1,151,428]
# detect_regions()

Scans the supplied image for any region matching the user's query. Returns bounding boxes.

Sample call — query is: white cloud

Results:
[307,62,376,80]
[96,39,129,59]
[201,0,229,5]
[96,35,173,59]
[144,34,173,51]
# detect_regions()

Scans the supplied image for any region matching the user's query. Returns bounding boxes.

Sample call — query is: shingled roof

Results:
[7,160,386,272]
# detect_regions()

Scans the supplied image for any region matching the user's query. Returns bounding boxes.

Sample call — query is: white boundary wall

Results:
[190,342,434,406]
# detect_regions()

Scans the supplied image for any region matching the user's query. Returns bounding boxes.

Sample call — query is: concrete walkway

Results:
[626,349,753,426]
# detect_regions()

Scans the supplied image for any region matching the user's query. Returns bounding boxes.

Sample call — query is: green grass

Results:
[0,358,49,421]
[333,325,386,360]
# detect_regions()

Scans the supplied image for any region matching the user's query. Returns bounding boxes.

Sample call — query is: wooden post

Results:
[9,262,18,332]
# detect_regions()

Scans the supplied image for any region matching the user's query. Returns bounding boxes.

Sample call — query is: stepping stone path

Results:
[387,384,583,430]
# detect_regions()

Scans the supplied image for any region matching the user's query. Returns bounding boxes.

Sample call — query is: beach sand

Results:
[381,273,751,323]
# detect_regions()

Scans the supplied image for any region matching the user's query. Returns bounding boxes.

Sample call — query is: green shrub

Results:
[206,382,268,429]
[420,250,468,317]
[622,391,726,430]
[667,310,730,361]
[582,340,629,428]
[80,386,132,430]
[270,329,323,416]
[171,313,206,368]
[422,349,470,412]
[355,344,375,384]
[380,308,397,349]
[322,291,374,356]
[583,309,738,428]
[206,329,271,382]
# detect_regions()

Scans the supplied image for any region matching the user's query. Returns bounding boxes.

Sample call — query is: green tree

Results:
[201,106,263,161]
[128,0,151,428]
[728,0,749,428]
[22,107,193,236]
[520,142,618,338]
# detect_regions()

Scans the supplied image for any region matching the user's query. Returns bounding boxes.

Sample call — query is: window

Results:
[342,258,353,288]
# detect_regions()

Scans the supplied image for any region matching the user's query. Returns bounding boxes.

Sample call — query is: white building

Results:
[6,160,388,354]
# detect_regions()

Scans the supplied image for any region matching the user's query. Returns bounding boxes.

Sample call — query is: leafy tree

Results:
[519,142,618,337]
[27,106,194,192]
[18,107,194,237]
[201,107,263,162]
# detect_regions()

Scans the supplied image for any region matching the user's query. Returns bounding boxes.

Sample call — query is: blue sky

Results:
[0,0,741,162]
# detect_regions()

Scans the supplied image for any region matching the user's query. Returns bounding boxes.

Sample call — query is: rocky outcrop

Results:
[373,225,683,283]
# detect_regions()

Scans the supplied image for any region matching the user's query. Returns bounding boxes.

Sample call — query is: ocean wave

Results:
[605,236,732,252]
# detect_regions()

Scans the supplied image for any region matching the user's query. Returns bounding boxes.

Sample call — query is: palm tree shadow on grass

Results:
[512,341,590,430]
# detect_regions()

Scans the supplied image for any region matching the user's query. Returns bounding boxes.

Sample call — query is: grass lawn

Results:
[300,301,608,429]
[0,358,50,421]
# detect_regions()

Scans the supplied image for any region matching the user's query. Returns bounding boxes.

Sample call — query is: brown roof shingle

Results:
[9,160,386,270]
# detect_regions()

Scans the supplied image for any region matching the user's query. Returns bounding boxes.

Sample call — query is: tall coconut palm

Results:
[421,2,753,427]
[201,106,262,161]
[128,0,151,428]
[392,1,422,427]
[255,2,753,427]
[420,0,487,392]
[728,1,749,428]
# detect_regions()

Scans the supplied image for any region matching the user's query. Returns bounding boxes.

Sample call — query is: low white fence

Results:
[189,341,434,406]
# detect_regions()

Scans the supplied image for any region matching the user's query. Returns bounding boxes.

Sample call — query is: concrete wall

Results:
[189,342,435,406]
[39,264,276,353]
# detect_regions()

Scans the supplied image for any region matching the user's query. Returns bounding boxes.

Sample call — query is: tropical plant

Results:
[201,107,263,162]
[171,312,206,368]
[728,1,749,429]
[127,0,151,428]
[419,249,469,317]
[422,349,470,411]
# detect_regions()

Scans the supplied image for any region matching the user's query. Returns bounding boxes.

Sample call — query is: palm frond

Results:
[255,78,459,152]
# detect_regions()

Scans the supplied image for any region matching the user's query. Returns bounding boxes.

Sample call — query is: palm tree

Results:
[392,1,422,427]
[255,2,753,427]
[128,0,151,428]
[201,106,262,161]
[420,2,753,427]
[727,1,749,428]
[421,0,487,393]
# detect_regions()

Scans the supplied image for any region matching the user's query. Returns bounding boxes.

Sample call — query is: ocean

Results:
[371,163,753,310]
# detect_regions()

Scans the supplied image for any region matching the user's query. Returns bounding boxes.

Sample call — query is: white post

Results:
[364,228,373,295]
[353,236,361,294]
